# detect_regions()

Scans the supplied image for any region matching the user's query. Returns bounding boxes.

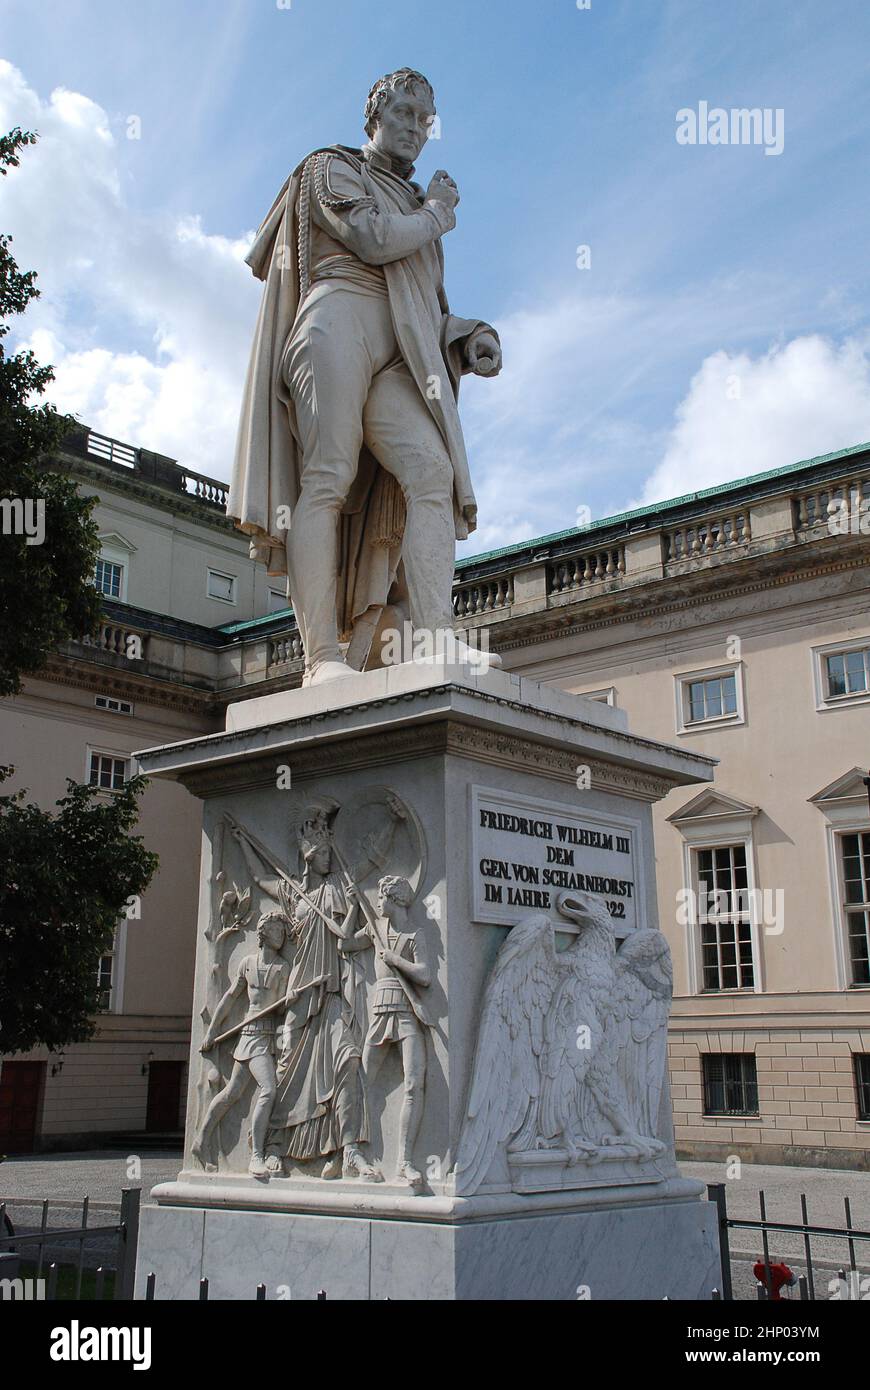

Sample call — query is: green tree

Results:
[0,127,101,698]
[0,131,159,1058]
[0,770,159,1054]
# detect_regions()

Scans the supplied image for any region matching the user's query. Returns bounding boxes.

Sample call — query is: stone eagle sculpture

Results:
[453,890,672,1194]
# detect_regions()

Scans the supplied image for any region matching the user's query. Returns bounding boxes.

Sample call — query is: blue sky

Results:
[2,0,870,556]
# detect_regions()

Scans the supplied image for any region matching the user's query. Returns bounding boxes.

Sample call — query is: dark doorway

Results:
[0,1061,45,1153]
[145,1061,184,1132]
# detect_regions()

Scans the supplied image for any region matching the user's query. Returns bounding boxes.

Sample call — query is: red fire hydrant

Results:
[753,1261,797,1298]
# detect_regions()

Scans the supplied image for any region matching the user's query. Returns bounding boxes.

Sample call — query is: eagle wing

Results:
[454,914,558,1193]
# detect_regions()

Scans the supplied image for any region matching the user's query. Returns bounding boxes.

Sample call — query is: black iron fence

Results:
[708,1181,870,1301]
[0,1188,140,1300]
[141,1275,330,1300]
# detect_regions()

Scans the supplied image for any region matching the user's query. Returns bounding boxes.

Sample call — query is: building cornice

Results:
[495,551,870,654]
[39,653,220,719]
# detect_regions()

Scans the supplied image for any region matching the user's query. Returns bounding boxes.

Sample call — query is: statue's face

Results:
[258,919,284,950]
[372,84,435,163]
[313,843,331,875]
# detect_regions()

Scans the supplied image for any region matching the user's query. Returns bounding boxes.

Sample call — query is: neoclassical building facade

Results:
[2,423,868,1167]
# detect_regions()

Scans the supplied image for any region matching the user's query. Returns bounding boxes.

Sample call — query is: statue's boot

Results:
[394,1159,423,1189]
[192,1136,217,1173]
[302,660,358,687]
[445,637,502,671]
[343,1144,383,1182]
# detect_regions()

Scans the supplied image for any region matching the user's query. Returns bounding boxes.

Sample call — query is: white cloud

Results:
[458,280,870,557]
[639,335,870,505]
[0,60,259,474]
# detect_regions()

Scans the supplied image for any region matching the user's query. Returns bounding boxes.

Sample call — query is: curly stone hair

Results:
[257,910,287,946]
[378,874,414,908]
[364,68,435,137]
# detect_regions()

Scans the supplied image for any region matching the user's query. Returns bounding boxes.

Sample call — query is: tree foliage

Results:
[0,128,101,698]
[0,770,159,1054]
[0,131,159,1055]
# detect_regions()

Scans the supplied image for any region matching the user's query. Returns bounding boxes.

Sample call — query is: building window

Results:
[95,696,133,716]
[97,951,114,1011]
[88,751,129,791]
[675,664,744,734]
[580,687,617,707]
[813,638,870,711]
[97,928,118,1012]
[207,569,236,604]
[825,648,870,700]
[856,1056,870,1121]
[703,1053,759,1116]
[686,673,737,724]
[268,588,289,615]
[94,558,123,598]
[840,832,870,986]
[696,844,755,990]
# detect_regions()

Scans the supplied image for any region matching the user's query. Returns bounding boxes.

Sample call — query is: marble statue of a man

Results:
[228,67,502,686]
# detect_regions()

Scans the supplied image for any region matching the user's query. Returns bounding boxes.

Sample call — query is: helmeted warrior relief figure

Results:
[228,67,502,686]
[454,891,671,1195]
[340,874,434,1189]
[194,911,290,1176]
[231,799,405,1179]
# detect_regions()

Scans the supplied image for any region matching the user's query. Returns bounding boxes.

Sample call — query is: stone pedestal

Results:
[133,661,721,1300]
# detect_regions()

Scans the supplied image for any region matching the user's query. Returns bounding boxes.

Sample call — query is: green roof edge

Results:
[456,438,870,569]
[219,606,295,635]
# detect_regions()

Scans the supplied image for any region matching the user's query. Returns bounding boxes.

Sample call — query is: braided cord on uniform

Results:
[296,157,313,301]
[313,152,372,211]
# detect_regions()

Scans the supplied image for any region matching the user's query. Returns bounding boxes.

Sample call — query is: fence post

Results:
[707,1183,733,1302]
[115,1188,141,1301]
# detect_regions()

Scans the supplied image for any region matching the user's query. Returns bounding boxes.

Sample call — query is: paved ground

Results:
[0,1148,180,1206]
[0,1150,182,1273]
[2,1151,868,1297]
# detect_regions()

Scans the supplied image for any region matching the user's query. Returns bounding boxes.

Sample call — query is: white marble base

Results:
[135,660,720,1300]
[134,1192,721,1300]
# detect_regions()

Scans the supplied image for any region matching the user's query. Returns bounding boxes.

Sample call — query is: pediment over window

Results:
[667,789,759,827]
[98,530,137,553]
[809,767,870,809]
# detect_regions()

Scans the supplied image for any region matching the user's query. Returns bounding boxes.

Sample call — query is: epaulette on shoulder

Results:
[310,147,369,211]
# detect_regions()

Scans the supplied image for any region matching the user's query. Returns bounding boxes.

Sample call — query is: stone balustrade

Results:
[180,469,230,509]
[453,575,514,618]
[663,511,750,563]
[81,620,150,661]
[547,547,626,594]
[269,632,305,667]
[793,475,867,530]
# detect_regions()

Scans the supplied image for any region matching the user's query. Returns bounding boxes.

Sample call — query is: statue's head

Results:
[298,806,333,877]
[257,911,287,951]
[364,68,436,164]
[377,874,413,921]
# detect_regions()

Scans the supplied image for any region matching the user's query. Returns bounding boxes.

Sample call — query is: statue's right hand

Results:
[426,170,460,212]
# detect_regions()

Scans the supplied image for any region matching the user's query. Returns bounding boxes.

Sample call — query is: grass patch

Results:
[19,1259,117,1300]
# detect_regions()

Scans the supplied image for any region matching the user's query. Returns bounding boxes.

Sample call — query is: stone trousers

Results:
[282,282,457,671]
